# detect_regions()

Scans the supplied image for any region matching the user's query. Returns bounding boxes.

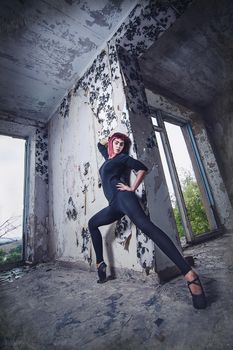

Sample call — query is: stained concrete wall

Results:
[0,115,49,263]
[48,88,142,270]
[117,46,182,277]
[203,84,233,213]
[48,0,192,274]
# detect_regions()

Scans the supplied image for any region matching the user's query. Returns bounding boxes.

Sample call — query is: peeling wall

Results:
[48,0,192,272]
[0,116,49,263]
[49,61,141,270]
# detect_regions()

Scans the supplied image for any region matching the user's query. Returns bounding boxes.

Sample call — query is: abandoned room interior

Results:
[1,0,233,349]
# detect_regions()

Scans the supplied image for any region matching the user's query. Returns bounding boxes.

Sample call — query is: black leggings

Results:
[88,191,191,275]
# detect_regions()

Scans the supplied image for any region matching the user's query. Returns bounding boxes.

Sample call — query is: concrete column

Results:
[117,47,182,281]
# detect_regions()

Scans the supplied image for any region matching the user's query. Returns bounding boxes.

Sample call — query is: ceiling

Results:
[139,0,233,112]
[1,0,233,124]
[0,0,137,123]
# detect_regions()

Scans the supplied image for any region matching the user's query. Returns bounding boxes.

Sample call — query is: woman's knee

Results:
[132,216,154,235]
[88,216,97,232]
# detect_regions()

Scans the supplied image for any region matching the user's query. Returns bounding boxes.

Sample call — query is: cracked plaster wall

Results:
[49,0,192,272]
[203,86,233,215]
[49,63,142,270]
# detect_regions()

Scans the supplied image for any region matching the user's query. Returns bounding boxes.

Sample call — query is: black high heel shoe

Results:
[97,261,107,284]
[187,276,207,309]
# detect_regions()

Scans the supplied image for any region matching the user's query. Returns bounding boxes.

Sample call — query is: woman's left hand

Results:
[116,183,133,192]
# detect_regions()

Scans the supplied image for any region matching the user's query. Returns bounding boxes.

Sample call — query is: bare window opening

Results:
[0,135,25,266]
[151,110,220,246]
[164,122,210,234]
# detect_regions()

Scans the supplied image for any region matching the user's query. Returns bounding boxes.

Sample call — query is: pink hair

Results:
[107,132,131,158]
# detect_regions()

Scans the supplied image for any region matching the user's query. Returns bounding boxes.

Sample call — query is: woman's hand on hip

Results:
[116,183,133,192]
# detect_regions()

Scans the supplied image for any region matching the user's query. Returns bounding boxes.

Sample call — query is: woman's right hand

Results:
[99,137,109,146]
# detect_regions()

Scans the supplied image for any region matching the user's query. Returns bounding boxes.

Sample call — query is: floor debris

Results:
[1,235,233,349]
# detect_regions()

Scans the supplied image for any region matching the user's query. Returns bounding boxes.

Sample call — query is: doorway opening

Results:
[150,109,221,246]
[0,135,26,267]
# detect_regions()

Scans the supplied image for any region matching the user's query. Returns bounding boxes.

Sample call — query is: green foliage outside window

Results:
[0,244,22,265]
[172,172,210,237]
[0,248,6,263]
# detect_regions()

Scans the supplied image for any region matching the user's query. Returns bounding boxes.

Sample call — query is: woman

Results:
[88,132,207,309]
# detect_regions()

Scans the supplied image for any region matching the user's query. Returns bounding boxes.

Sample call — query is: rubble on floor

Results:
[1,234,233,350]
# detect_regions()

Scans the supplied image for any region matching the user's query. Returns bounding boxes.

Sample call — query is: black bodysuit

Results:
[98,142,148,203]
[88,143,191,275]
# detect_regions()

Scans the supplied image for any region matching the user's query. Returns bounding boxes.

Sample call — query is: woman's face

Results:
[112,138,125,155]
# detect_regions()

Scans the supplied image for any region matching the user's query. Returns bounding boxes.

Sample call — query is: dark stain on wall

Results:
[117,45,150,118]
[121,112,132,134]
[35,128,48,184]
[137,240,149,260]
[76,37,97,56]
[108,43,120,81]
[115,216,130,240]
[81,227,91,263]
[146,132,156,149]
[60,90,72,118]
[83,162,90,176]
[136,233,155,270]
[82,1,124,29]
[82,184,87,194]
[66,196,78,220]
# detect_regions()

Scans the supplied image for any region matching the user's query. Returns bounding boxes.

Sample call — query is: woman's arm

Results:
[98,138,109,159]
[116,169,146,192]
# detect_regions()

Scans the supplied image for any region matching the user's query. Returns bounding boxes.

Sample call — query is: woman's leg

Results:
[88,206,123,264]
[117,192,191,275]
[115,192,206,308]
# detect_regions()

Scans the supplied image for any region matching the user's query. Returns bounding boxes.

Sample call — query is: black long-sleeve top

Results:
[98,142,148,203]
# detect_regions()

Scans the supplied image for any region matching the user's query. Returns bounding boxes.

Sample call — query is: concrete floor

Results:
[1,233,233,350]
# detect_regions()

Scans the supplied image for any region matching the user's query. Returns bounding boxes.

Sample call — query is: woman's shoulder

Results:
[118,152,129,158]
[117,153,131,163]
